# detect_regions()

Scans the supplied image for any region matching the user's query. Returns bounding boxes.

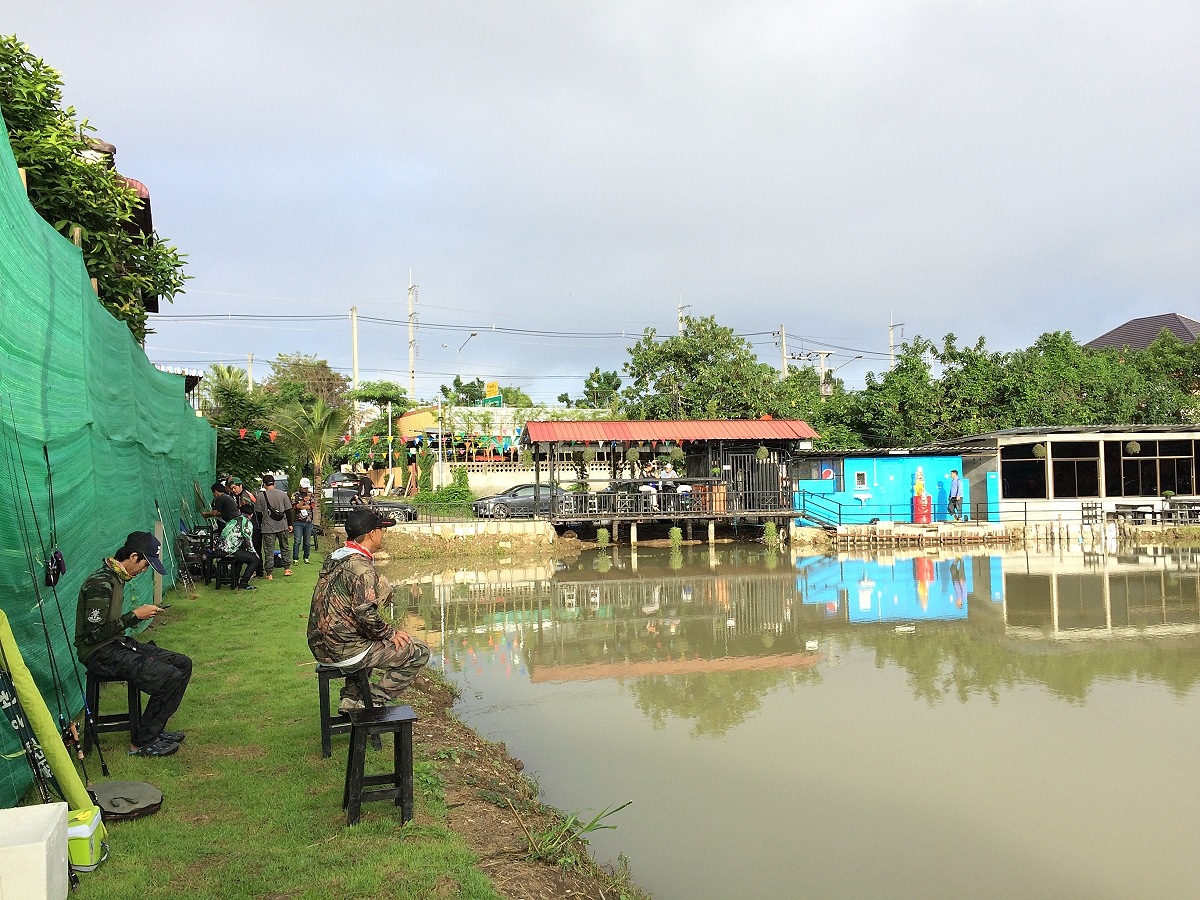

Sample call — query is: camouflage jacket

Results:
[307,546,395,665]
[74,560,137,664]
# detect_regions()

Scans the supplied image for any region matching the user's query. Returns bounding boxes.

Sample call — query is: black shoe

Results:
[128,737,179,757]
[241,583,257,591]
[159,730,186,744]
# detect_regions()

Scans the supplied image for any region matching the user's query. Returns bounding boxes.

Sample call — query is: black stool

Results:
[316,664,379,758]
[83,672,143,752]
[213,555,238,590]
[342,705,418,826]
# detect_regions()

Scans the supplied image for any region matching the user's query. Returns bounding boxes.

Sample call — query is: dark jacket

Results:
[74,562,138,665]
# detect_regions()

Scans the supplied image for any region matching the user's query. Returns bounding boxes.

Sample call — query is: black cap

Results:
[124,531,165,575]
[345,507,396,540]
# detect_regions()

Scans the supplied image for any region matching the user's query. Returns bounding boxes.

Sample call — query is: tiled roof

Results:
[1085,313,1200,350]
[521,419,819,444]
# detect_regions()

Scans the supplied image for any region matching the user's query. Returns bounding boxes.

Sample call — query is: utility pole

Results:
[407,272,418,400]
[677,295,690,335]
[247,354,253,392]
[889,311,905,371]
[350,306,359,436]
[779,325,788,379]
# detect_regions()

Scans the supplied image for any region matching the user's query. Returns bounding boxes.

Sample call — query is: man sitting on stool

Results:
[74,532,192,757]
[307,508,430,713]
[220,502,261,590]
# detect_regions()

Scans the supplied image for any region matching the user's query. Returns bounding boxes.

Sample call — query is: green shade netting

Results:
[0,105,214,806]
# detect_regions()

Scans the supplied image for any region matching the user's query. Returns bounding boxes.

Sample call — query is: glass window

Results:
[1002,460,1046,498]
[1161,440,1192,457]
[1053,441,1099,459]
[1053,460,1099,498]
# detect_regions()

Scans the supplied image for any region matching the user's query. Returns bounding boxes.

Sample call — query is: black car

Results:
[373,498,419,522]
[473,484,568,519]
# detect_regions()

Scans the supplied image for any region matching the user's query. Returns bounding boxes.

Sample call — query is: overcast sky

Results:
[7,2,1200,403]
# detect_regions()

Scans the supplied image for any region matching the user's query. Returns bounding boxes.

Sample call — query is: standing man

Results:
[255,474,293,580]
[947,470,964,522]
[292,477,316,564]
[202,481,238,531]
[308,508,430,712]
[74,532,192,757]
[357,471,375,502]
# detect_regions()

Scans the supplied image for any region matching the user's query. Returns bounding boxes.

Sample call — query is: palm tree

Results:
[198,363,250,416]
[273,398,350,525]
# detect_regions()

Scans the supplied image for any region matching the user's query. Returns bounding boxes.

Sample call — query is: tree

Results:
[0,36,188,341]
[499,385,533,407]
[198,363,250,416]
[209,379,288,479]
[851,337,944,446]
[261,354,350,408]
[621,316,781,420]
[556,392,573,407]
[440,376,485,406]
[582,368,622,408]
[272,398,350,492]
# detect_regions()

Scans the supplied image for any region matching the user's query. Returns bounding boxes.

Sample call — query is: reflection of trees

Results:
[630,671,788,737]
[858,630,1200,704]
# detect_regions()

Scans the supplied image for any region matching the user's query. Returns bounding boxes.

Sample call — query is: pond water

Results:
[387,542,1200,899]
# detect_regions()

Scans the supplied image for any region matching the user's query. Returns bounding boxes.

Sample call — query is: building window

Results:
[1050,441,1100,498]
[1106,439,1195,497]
[1000,444,1046,499]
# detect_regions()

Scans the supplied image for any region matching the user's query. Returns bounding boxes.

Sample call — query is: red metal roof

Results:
[521,419,818,444]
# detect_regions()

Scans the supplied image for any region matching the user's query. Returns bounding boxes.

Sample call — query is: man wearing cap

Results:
[255,474,293,580]
[291,477,317,564]
[74,532,192,757]
[307,508,430,712]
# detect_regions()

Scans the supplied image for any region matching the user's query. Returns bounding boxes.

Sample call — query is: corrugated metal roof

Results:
[521,419,818,444]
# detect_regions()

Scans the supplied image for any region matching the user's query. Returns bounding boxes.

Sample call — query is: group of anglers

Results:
[203,473,320,590]
[73,503,430,759]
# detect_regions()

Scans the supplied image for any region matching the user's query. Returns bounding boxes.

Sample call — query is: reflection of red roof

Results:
[522,419,818,444]
[530,651,822,683]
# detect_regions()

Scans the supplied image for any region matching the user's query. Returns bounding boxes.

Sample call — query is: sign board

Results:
[480,395,503,407]
[484,381,500,398]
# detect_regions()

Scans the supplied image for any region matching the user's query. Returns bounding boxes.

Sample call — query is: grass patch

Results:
[79,552,502,900]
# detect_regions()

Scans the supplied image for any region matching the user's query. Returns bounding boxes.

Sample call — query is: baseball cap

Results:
[124,531,166,575]
[299,477,311,489]
[344,507,397,540]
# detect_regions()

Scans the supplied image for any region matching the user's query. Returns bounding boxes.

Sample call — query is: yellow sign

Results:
[485,381,500,398]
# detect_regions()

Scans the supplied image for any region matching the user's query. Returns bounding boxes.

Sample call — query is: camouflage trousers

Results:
[340,637,431,705]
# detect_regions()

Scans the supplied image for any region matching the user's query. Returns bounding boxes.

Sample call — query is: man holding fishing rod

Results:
[74,531,192,757]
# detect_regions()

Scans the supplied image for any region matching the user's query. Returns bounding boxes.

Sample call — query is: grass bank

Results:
[77,547,646,899]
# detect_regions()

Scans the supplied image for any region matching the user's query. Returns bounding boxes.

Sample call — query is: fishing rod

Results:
[3,408,107,778]
[154,496,195,600]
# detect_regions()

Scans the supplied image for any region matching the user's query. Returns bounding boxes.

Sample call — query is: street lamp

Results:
[441,331,478,380]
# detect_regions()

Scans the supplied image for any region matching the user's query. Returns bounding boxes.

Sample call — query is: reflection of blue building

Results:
[795,555,971,622]
[792,452,975,525]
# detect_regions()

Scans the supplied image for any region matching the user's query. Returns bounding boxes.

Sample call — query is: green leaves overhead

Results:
[0,35,188,341]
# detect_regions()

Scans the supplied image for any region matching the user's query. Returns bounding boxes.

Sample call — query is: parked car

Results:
[323,471,360,502]
[473,484,568,519]
[372,498,419,521]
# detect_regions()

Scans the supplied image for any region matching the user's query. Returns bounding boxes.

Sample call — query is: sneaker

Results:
[159,730,186,744]
[266,574,273,581]
[338,697,366,714]
[128,737,179,757]
[241,583,257,591]
[283,569,293,576]
[304,558,311,564]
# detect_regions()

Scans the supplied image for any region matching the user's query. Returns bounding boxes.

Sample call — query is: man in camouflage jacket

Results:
[307,507,430,712]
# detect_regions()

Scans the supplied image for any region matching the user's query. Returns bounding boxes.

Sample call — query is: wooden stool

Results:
[83,672,143,752]
[212,556,239,590]
[342,705,418,826]
[316,664,379,758]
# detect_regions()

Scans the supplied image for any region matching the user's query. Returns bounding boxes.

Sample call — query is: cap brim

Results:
[378,516,397,529]
[148,556,166,575]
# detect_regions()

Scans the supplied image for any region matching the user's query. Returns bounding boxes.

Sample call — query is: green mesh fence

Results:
[0,107,214,806]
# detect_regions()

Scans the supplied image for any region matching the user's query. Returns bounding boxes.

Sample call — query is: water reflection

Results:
[390,543,1200,720]
[384,544,1200,899]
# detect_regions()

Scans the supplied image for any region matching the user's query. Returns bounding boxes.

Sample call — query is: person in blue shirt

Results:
[947,470,964,521]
